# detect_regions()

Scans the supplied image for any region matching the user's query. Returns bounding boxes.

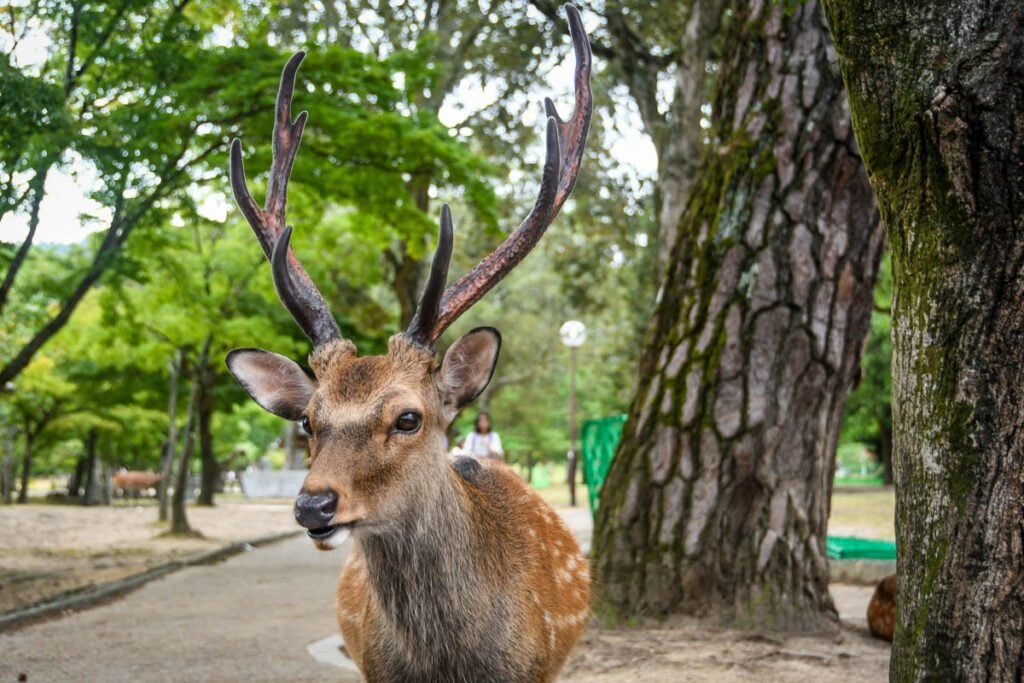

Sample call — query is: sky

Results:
[0,17,659,246]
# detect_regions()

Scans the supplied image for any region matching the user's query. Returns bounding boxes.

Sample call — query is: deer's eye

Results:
[300,415,313,436]
[394,412,422,434]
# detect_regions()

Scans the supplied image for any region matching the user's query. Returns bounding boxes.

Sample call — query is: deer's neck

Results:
[356,463,497,641]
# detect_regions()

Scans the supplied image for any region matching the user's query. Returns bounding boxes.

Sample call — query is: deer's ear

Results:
[437,327,501,413]
[226,348,316,421]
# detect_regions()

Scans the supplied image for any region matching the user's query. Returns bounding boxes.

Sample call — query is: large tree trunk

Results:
[823,1,1024,678]
[592,1,883,630]
[877,407,894,486]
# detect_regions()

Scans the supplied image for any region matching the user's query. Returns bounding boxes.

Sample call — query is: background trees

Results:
[1,0,654,515]
[823,0,1024,678]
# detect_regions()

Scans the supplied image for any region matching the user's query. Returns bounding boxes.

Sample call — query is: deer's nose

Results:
[294,490,338,529]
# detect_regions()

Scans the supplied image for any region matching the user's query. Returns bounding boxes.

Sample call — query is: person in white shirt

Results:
[459,412,504,461]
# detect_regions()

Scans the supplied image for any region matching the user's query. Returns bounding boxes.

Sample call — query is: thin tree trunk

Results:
[283,421,304,470]
[1,424,15,504]
[83,431,104,506]
[593,1,882,630]
[171,337,210,534]
[70,430,97,499]
[823,1,1024,677]
[16,428,32,504]
[643,1,723,274]
[196,363,217,506]
[158,349,184,521]
[68,455,87,498]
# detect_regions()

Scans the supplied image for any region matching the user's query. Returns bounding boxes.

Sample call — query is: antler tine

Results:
[229,52,341,348]
[271,227,343,346]
[427,4,592,343]
[544,3,592,205]
[404,204,455,349]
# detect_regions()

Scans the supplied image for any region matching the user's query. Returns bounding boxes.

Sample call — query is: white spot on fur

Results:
[543,611,555,650]
[550,607,590,628]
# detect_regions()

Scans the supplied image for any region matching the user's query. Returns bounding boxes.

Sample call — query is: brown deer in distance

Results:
[224,5,592,681]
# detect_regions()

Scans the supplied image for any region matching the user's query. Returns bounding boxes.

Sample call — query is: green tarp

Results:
[826,536,897,560]
[580,414,626,514]
[579,414,897,562]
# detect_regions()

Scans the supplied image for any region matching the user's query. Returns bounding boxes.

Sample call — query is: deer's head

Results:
[225,6,590,549]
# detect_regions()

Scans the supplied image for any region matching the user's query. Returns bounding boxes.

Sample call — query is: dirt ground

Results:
[563,618,888,682]
[0,499,296,613]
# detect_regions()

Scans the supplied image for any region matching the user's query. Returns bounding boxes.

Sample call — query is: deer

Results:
[867,573,896,642]
[223,5,592,681]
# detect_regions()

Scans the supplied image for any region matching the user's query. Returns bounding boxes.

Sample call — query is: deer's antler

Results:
[230,52,342,348]
[403,3,592,348]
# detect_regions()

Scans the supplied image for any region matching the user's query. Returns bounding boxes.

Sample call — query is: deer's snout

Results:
[294,489,338,529]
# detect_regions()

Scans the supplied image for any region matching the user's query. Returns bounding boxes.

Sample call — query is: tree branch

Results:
[0,164,52,314]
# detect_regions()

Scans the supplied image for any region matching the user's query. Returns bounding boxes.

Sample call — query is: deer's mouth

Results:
[306,522,355,550]
[306,524,342,540]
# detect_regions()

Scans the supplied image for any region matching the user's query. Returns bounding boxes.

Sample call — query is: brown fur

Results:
[867,573,896,642]
[298,335,589,681]
[112,471,162,496]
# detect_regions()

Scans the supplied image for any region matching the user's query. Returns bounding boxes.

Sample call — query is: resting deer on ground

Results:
[224,6,592,681]
[867,573,896,642]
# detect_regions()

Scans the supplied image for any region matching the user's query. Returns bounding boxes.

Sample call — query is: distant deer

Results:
[112,470,162,498]
[224,6,592,681]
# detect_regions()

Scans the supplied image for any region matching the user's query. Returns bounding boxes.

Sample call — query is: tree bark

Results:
[158,350,183,521]
[68,455,87,498]
[82,431,105,506]
[877,407,893,486]
[2,423,15,504]
[196,363,217,506]
[822,1,1024,678]
[531,0,721,279]
[283,421,304,470]
[171,338,210,534]
[640,1,724,272]
[16,427,32,504]
[592,1,883,631]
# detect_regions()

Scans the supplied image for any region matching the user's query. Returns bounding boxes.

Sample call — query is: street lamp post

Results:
[559,320,587,508]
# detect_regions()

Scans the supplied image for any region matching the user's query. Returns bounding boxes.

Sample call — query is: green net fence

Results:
[579,414,896,561]
[580,414,626,514]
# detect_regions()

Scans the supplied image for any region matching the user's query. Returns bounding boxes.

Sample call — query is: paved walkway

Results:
[0,536,356,682]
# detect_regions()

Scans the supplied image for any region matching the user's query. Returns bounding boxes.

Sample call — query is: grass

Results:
[533,483,591,509]
[828,488,895,540]
[530,478,894,542]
